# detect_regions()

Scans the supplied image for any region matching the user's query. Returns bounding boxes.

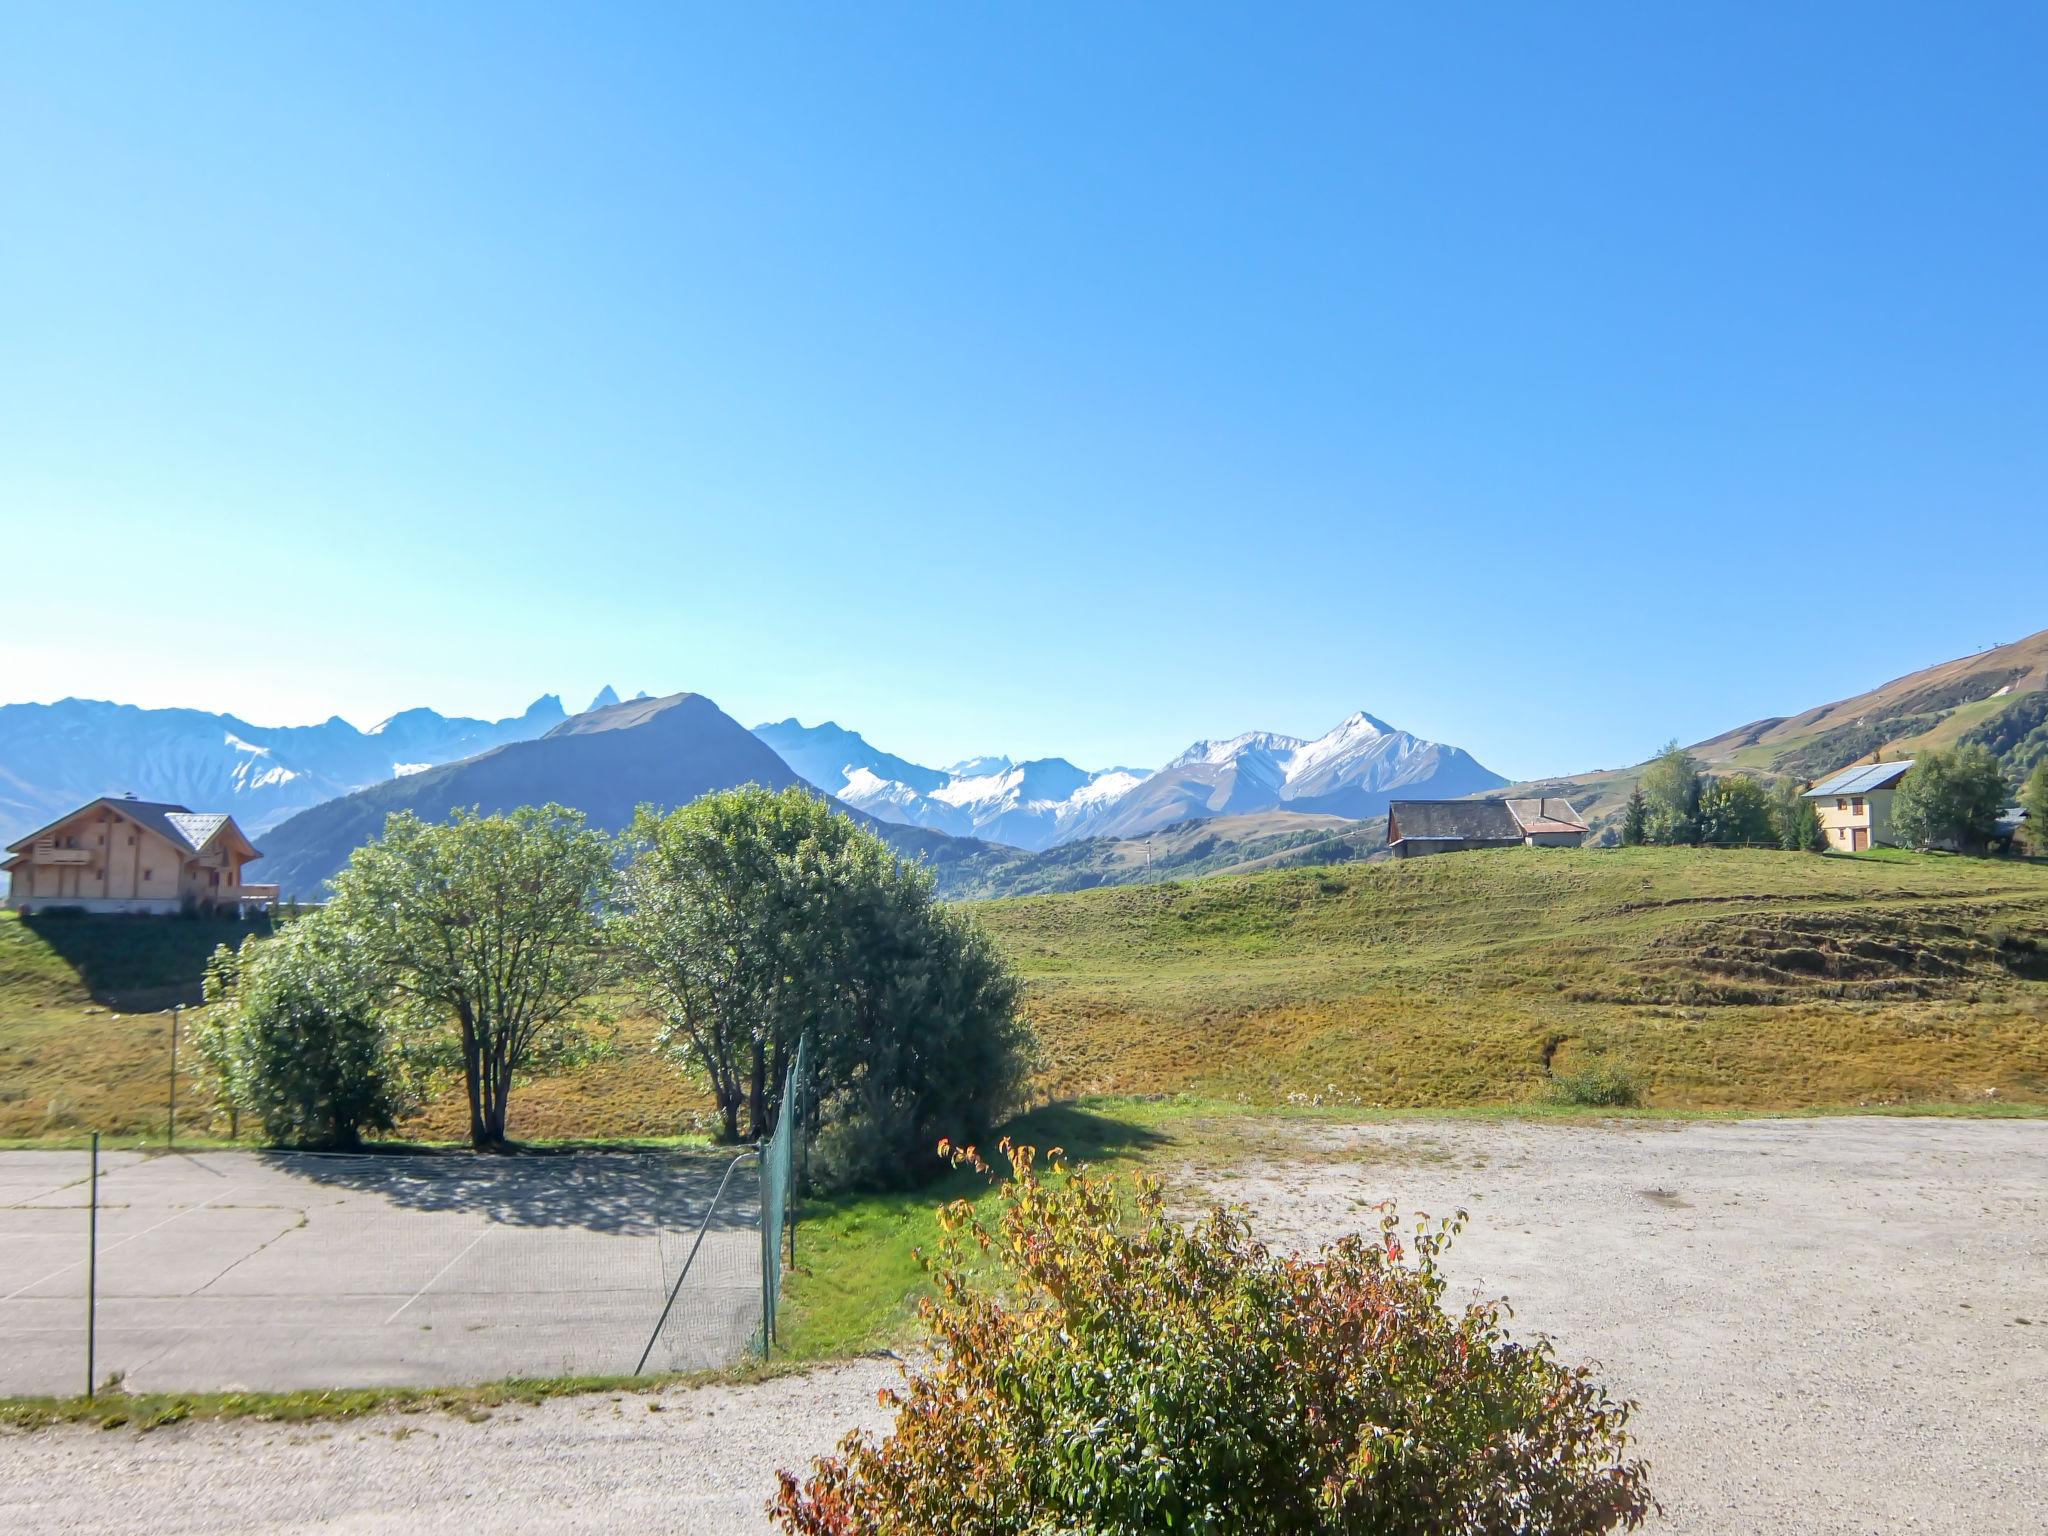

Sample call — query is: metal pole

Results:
[633,1148,758,1376]
[86,1132,99,1399]
[760,1142,772,1357]
[167,1005,180,1147]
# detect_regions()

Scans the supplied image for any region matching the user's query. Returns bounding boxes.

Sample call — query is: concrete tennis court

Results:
[0,1148,762,1398]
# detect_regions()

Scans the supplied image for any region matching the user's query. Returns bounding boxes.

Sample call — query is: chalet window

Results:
[143,868,153,881]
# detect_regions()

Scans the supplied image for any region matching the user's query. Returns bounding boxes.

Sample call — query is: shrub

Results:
[196,908,415,1149]
[1770,777,1827,852]
[1696,774,1774,847]
[772,1144,1655,1535]
[1547,1060,1642,1108]
[617,788,1034,1189]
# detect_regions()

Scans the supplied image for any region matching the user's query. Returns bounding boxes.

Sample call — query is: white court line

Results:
[1,1190,236,1301]
[383,1228,489,1324]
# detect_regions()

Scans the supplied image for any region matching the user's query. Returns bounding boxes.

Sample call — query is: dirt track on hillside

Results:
[3,1117,2043,1534]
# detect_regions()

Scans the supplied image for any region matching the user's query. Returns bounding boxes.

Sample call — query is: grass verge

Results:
[0,1364,805,1433]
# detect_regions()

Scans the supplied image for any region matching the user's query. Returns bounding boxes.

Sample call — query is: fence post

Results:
[86,1131,98,1399]
[167,1005,181,1148]
[760,1140,773,1358]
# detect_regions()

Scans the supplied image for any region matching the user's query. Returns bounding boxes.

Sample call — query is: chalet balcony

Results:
[28,841,92,866]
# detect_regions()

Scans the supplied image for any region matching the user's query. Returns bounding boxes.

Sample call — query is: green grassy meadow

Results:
[4,845,2046,1376]
[6,846,2046,1144]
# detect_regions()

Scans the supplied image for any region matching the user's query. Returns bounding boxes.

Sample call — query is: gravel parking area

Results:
[3,1117,2043,1534]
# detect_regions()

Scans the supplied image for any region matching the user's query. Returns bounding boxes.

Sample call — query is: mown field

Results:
[4,846,2046,1146]
[978,845,2048,1113]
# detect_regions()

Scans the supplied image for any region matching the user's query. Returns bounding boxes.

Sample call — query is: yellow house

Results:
[1803,761,1913,852]
[2,796,278,915]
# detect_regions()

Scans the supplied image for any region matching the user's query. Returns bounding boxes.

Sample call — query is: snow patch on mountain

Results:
[755,721,1153,851]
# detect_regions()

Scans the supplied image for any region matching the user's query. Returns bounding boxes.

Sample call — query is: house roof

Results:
[1388,799,1525,842]
[1507,797,1589,834]
[4,797,258,859]
[1806,761,1914,798]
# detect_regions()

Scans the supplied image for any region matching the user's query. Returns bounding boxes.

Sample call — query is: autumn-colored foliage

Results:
[773,1142,1654,1534]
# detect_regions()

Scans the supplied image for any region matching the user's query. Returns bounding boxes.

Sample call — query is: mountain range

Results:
[8,625,2042,901]
[0,688,654,850]
[751,712,1501,851]
[255,694,989,896]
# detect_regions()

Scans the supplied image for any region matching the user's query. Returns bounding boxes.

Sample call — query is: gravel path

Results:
[3,1117,2043,1533]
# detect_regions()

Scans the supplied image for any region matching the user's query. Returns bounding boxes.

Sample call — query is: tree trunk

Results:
[748,1042,767,1140]
[479,1031,513,1149]
[461,1012,488,1149]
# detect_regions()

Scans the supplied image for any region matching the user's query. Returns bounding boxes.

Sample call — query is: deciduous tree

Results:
[1639,740,1702,845]
[615,787,1032,1188]
[1696,773,1774,846]
[2023,759,2048,856]
[1889,746,2008,852]
[327,805,612,1147]
[1770,777,1826,852]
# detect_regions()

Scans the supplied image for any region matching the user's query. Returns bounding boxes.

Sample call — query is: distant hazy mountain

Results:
[1087,711,1507,839]
[259,693,991,896]
[0,694,569,846]
[753,719,1147,851]
[935,809,1388,900]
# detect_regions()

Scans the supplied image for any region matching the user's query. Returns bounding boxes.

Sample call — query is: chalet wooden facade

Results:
[2,796,277,914]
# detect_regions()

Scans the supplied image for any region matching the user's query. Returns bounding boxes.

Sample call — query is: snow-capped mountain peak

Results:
[752,723,1150,851]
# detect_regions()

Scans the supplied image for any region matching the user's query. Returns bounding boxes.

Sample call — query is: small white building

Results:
[1804,761,1913,852]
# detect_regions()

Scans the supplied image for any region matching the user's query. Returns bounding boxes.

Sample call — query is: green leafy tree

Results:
[2023,759,2048,856]
[1889,745,2009,852]
[615,787,1033,1188]
[1639,740,1702,845]
[1770,777,1827,852]
[327,804,612,1147]
[1696,774,1774,847]
[774,1144,1655,1535]
[195,909,415,1149]
[1619,787,1649,847]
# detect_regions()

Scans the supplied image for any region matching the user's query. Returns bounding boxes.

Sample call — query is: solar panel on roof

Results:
[1806,762,1913,797]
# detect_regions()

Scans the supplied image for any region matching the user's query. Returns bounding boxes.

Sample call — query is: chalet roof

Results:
[1388,799,1524,842]
[1507,797,1590,834]
[1806,761,1913,798]
[4,797,256,858]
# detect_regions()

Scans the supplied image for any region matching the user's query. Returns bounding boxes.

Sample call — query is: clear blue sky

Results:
[3,4,2042,780]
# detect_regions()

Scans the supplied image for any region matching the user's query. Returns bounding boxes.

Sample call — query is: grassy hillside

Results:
[973,846,2048,1111]
[936,811,1387,899]
[1501,626,2048,835]
[5,847,2045,1143]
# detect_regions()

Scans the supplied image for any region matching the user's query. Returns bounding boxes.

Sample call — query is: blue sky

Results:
[3,4,2042,780]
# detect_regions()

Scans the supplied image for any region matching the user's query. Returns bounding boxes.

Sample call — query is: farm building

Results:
[1803,761,1913,852]
[1385,796,1590,858]
[2,795,277,914]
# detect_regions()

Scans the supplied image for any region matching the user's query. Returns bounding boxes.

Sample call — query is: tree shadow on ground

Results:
[254,1146,757,1236]
[995,1102,1173,1167]
[21,911,269,1009]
